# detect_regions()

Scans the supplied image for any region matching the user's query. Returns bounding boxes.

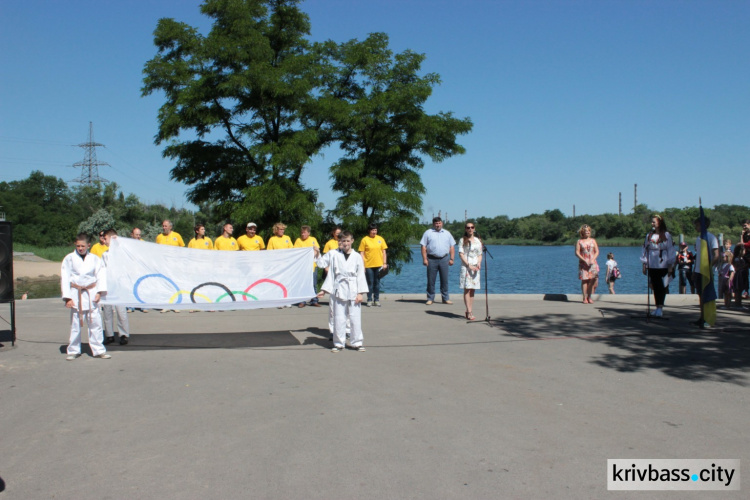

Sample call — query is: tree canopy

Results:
[321,33,473,271]
[142,0,331,235]
[142,0,473,271]
[0,171,194,246]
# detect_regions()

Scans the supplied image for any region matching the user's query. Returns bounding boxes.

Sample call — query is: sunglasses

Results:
[466,226,474,229]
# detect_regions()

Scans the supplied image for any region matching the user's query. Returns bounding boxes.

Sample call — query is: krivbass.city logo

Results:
[607,459,740,491]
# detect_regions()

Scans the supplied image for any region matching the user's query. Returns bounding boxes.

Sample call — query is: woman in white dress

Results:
[458,222,483,320]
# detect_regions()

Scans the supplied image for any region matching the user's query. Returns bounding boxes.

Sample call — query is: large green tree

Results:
[320,33,473,271]
[142,0,333,238]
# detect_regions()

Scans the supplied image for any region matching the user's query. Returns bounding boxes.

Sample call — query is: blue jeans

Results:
[426,255,450,301]
[365,267,380,302]
[310,270,319,304]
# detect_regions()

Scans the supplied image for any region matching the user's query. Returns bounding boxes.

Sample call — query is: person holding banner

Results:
[237,222,265,251]
[90,230,108,257]
[214,223,239,251]
[294,226,321,307]
[100,229,131,345]
[315,231,368,352]
[267,223,293,250]
[156,220,185,247]
[640,214,676,318]
[693,215,720,328]
[188,224,213,250]
[61,234,111,360]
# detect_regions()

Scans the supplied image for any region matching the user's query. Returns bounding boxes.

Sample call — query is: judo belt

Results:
[70,282,97,327]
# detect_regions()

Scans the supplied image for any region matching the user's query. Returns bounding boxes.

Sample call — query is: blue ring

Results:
[133,273,182,304]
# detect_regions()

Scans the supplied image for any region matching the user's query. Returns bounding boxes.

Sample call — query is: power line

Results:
[70,122,110,185]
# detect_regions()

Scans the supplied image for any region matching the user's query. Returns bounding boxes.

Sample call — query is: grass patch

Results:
[13,244,69,262]
[15,277,61,300]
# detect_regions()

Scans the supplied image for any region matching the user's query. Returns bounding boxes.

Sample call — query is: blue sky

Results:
[1,0,748,222]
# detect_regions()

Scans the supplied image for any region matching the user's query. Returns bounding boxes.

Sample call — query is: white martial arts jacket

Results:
[61,251,107,311]
[316,249,368,301]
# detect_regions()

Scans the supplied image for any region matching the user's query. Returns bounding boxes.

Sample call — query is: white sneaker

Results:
[331,346,342,353]
[356,346,366,352]
[652,308,663,317]
[66,354,80,361]
[95,354,112,359]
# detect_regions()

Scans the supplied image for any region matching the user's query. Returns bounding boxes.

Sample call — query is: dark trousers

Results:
[426,255,450,301]
[365,267,380,302]
[648,268,669,306]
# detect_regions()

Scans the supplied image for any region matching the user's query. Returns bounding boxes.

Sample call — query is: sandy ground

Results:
[12,256,61,279]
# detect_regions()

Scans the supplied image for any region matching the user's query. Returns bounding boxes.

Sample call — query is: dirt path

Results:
[13,258,61,280]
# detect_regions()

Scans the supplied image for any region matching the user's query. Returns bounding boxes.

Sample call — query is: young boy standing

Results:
[61,233,111,360]
[315,231,368,352]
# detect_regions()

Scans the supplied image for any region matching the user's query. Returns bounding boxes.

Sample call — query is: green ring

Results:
[216,291,258,302]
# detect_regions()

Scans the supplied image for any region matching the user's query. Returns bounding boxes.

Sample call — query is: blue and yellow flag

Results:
[698,206,717,326]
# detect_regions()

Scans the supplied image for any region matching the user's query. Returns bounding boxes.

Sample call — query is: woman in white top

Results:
[640,214,676,317]
[458,222,483,320]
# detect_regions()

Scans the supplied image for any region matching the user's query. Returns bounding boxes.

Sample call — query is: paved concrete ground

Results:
[0,294,748,499]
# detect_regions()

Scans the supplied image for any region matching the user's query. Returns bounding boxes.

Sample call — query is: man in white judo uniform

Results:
[61,233,111,360]
[315,231,368,352]
[101,229,130,345]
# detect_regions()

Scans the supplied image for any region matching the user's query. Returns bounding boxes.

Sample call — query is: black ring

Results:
[190,282,235,303]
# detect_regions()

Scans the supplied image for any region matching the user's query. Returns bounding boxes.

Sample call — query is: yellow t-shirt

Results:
[294,236,320,268]
[323,239,338,254]
[214,236,239,251]
[237,234,266,251]
[90,243,108,257]
[358,235,388,268]
[267,235,293,250]
[156,232,185,247]
[188,237,214,250]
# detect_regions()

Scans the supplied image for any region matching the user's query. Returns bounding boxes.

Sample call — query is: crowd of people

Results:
[62,213,750,358]
[60,216,484,357]
[575,215,750,327]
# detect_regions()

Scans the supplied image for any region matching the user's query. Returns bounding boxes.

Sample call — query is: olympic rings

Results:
[133,275,288,304]
[134,274,182,304]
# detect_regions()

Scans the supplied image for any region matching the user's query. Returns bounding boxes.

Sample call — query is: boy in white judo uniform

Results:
[315,231,368,352]
[61,233,111,360]
[101,229,130,345]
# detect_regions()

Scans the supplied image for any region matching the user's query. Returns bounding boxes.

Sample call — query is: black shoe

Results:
[119,336,129,345]
[691,318,704,327]
[103,336,115,345]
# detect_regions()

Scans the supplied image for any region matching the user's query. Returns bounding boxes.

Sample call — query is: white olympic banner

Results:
[100,237,315,310]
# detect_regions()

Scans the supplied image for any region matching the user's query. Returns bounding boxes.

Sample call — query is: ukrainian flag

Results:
[698,206,717,326]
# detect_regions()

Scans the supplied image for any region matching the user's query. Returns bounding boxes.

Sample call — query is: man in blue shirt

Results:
[420,217,456,305]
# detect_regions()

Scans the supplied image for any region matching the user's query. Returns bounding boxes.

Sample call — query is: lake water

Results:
[381,245,678,295]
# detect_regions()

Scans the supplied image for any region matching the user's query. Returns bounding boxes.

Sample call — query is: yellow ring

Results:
[168,290,213,304]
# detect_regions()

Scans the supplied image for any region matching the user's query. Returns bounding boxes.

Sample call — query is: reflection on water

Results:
[383,245,687,295]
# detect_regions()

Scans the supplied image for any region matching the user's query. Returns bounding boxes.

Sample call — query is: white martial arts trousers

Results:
[331,296,363,348]
[103,305,130,338]
[67,308,106,356]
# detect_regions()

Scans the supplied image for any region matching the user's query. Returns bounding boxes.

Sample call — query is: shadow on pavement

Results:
[491,305,750,385]
[425,310,466,320]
